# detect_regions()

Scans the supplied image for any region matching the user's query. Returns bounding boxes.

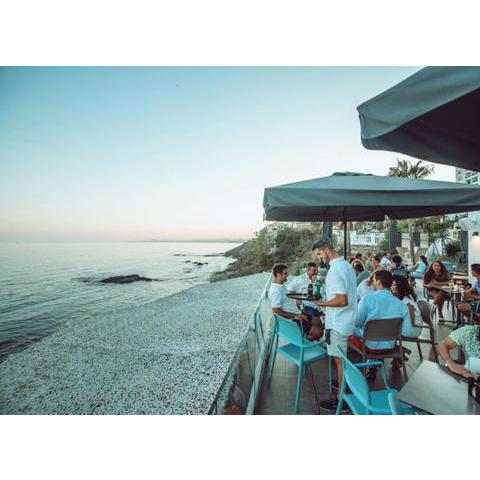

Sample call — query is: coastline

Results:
[0,272,268,415]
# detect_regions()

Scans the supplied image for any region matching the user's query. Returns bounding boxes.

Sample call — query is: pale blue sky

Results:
[0,67,455,241]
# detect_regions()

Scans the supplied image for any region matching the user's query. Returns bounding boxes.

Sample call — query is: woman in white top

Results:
[391,275,422,337]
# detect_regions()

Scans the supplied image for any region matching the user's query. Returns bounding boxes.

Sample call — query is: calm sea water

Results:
[0,241,238,361]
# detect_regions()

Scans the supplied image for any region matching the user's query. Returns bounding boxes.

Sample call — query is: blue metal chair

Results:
[267,314,328,413]
[335,347,416,415]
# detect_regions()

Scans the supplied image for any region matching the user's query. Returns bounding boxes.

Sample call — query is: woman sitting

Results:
[438,324,480,378]
[409,255,429,276]
[423,260,451,321]
[392,275,422,338]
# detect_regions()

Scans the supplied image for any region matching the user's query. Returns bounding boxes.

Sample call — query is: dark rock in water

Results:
[203,253,224,257]
[192,261,208,266]
[100,274,153,284]
[185,260,191,263]
[173,254,187,256]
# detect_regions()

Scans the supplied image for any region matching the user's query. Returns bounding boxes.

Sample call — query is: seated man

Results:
[352,270,412,352]
[286,262,322,319]
[456,263,480,323]
[269,263,323,340]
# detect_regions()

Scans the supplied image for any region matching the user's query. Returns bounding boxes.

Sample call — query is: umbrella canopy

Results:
[357,67,480,171]
[263,172,480,222]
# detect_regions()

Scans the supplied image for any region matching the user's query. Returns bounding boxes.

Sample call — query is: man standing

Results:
[312,237,357,412]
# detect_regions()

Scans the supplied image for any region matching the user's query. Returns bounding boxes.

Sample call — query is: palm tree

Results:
[388,158,435,263]
[388,158,435,179]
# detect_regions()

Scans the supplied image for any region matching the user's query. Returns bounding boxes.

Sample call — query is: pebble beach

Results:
[0,272,268,415]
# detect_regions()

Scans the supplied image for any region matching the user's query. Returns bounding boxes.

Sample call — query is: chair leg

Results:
[267,334,279,384]
[328,356,332,393]
[417,342,423,360]
[432,342,440,364]
[336,378,347,415]
[294,365,303,413]
[309,364,321,414]
[401,353,408,381]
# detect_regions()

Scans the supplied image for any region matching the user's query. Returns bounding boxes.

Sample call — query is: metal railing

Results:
[208,274,273,414]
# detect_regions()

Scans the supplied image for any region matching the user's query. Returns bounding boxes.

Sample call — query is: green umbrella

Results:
[357,66,480,171]
[263,172,480,257]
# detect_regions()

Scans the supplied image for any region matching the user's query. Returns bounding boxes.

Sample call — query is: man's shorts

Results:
[326,329,349,357]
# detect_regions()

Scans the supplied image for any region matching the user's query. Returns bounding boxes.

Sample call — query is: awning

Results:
[357,67,480,171]
[264,172,480,222]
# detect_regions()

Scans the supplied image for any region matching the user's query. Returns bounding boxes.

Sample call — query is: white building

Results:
[456,168,480,184]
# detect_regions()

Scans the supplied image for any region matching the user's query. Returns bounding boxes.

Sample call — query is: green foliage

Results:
[388,158,435,179]
[212,226,318,281]
[421,216,454,243]
[445,240,462,259]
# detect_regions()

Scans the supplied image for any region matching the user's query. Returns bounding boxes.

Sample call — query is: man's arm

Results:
[316,293,348,308]
[355,296,367,328]
[272,307,299,320]
[438,336,475,378]
[401,305,413,337]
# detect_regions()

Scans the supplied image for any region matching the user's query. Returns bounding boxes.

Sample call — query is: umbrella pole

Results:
[343,220,347,259]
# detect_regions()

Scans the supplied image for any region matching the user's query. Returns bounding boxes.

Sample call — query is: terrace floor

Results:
[255,294,460,415]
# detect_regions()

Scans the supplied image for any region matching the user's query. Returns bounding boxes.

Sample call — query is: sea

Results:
[0,241,239,362]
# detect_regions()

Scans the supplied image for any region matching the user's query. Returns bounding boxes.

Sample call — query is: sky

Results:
[0,66,456,242]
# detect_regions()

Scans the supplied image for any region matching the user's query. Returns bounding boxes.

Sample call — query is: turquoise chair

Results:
[442,261,456,272]
[267,314,328,413]
[335,347,416,415]
[356,270,370,286]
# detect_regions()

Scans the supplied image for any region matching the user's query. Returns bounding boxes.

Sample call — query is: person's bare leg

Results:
[436,291,446,318]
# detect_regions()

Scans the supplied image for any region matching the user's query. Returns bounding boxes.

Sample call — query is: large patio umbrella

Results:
[357,66,480,171]
[263,172,480,257]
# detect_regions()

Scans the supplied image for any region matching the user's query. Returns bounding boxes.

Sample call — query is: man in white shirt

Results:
[268,264,323,339]
[286,262,320,312]
[313,237,357,412]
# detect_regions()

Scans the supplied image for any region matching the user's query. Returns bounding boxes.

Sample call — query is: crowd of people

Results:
[268,238,480,412]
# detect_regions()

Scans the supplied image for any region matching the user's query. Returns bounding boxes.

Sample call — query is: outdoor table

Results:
[452,274,469,284]
[399,360,480,415]
[427,284,465,323]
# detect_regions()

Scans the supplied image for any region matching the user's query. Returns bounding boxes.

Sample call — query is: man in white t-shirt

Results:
[286,262,321,314]
[313,237,357,412]
[268,264,323,340]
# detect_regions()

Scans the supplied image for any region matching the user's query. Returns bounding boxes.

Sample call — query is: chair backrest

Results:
[393,268,407,278]
[274,314,304,346]
[363,318,403,342]
[417,299,433,328]
[356,271,370,286]
[337,347,371,409]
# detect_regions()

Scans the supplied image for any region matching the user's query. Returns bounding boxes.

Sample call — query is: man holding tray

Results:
[312,237,357,412]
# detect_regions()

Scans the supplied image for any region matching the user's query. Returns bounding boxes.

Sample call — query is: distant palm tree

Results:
[389,158,435,179]
[388,158,435,262]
